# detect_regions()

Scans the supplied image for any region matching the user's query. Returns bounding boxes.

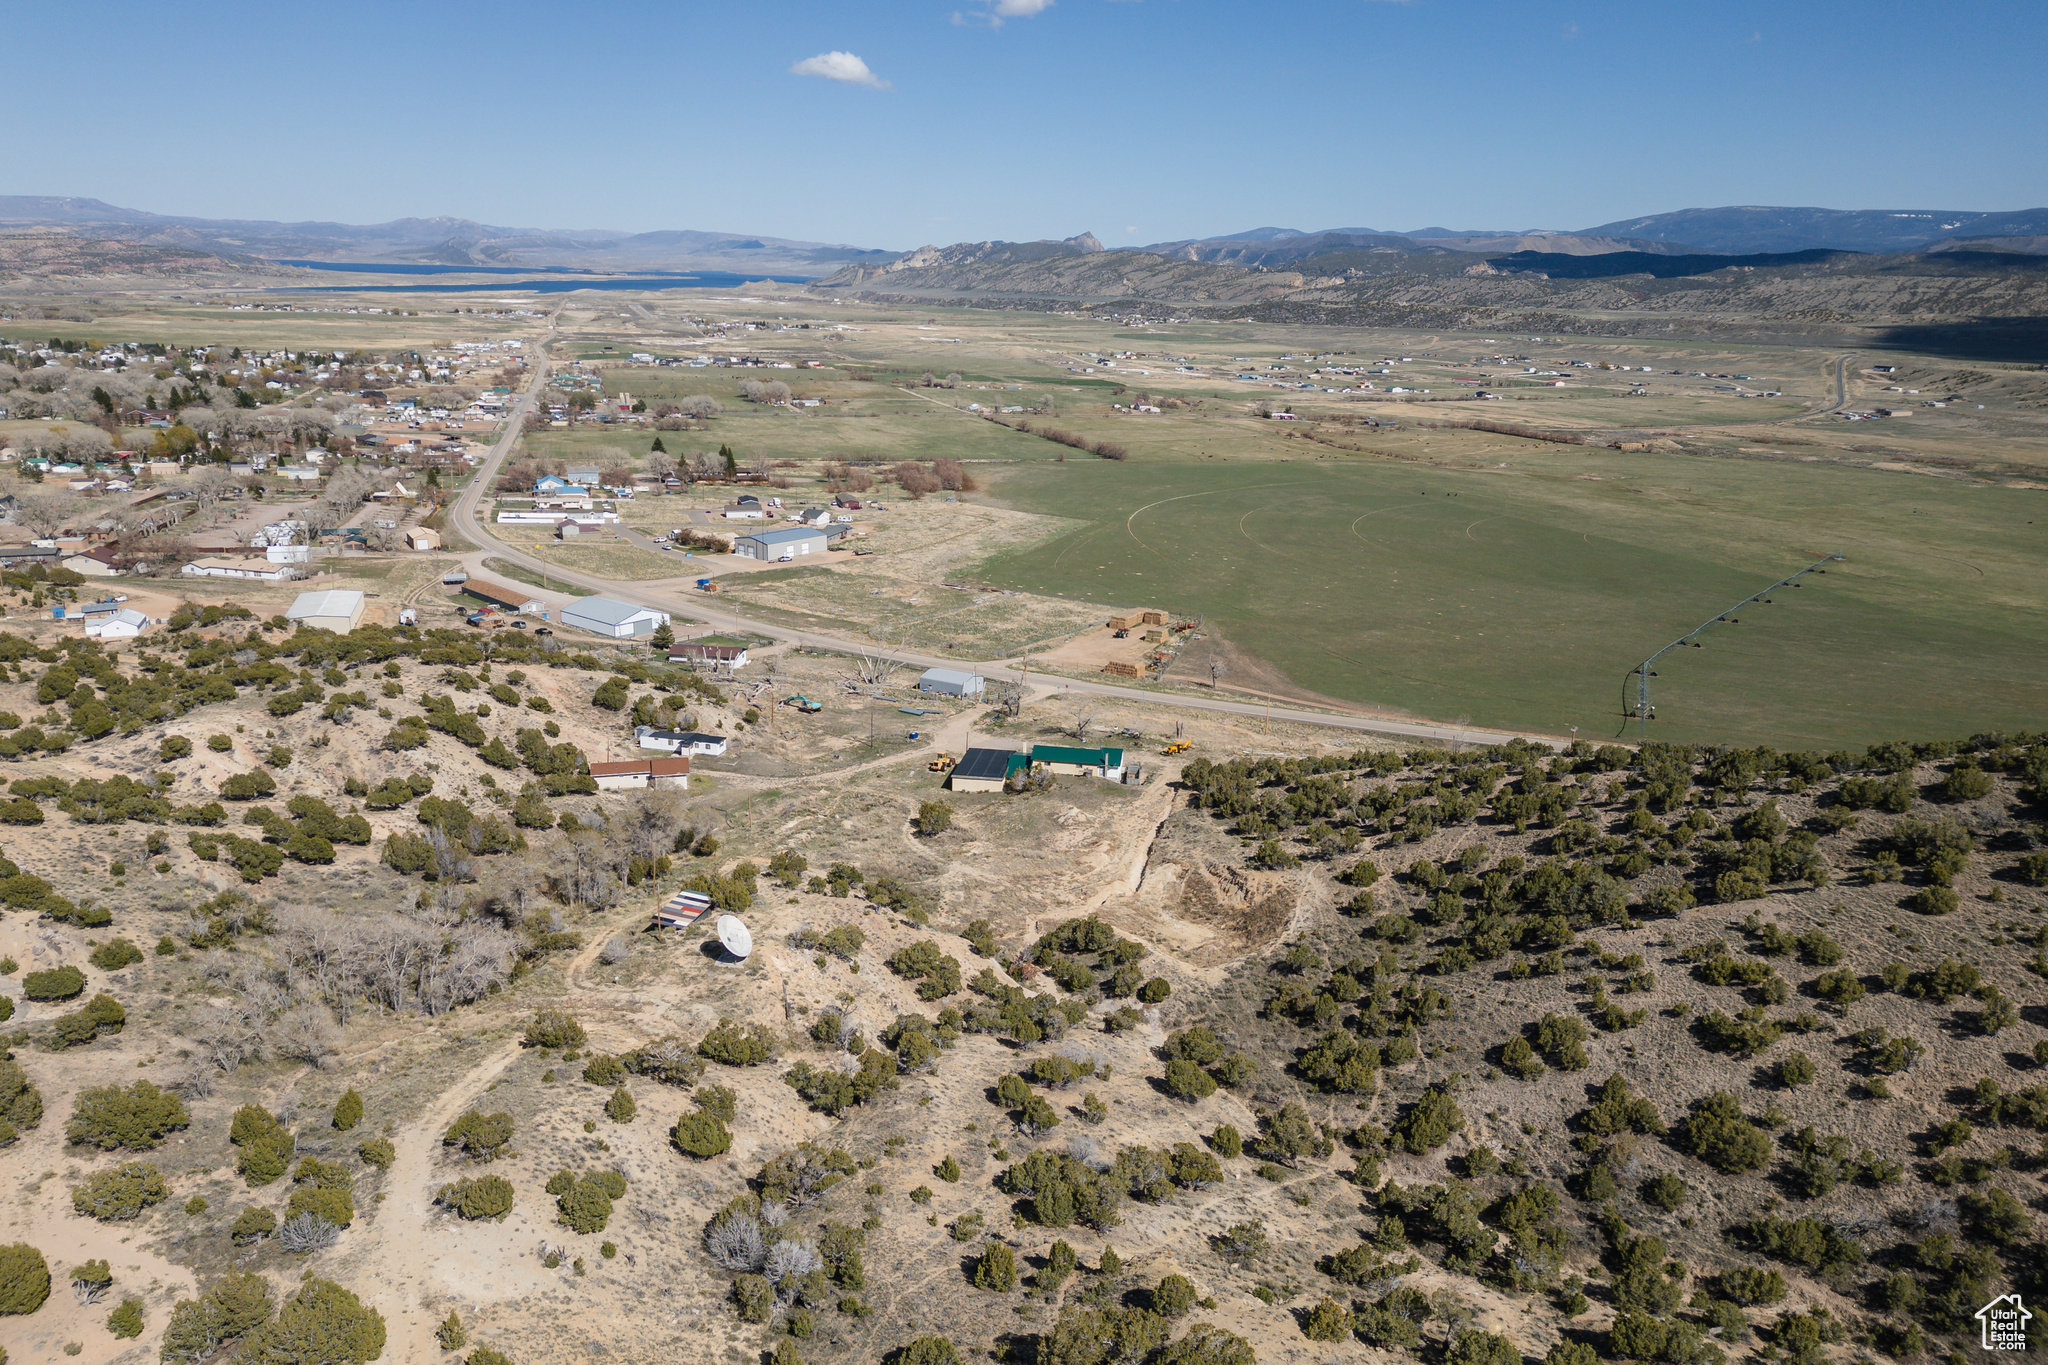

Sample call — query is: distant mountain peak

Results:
[1065,232,1103,252]
[1201,226,1309,242]
[1576,205,2048,254]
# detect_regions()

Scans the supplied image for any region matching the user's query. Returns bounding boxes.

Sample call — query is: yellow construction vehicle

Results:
[928,754,957,773]
[1162,741,1192,756]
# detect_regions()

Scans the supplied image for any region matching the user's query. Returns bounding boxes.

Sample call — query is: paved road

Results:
[448,325,1557,751]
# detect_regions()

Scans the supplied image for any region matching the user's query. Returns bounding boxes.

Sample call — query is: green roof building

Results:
[1027,744,1126,779]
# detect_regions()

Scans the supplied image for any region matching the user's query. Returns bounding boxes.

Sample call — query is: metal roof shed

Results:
[462,578,544,613]
[734,526,828,561]
[918,667,985,697]
[559,596,671,638]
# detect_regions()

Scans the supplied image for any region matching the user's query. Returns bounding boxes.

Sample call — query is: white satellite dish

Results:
[715,915,753,961]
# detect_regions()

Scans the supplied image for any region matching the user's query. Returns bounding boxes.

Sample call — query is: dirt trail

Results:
[349,1036,524,1360]
[350,894,766,1358]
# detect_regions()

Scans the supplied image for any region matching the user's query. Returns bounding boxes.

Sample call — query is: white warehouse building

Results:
[559,596,671,639]
[918,667,985,698]
[734,526,828,561]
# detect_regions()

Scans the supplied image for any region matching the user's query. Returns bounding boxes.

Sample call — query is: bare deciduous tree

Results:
[270,1002,341,1068]
[853,647,905,687]
[12,490,78,538]
[704,1212,769,1271]
[189,468,239,522]
[417,925,515,1015]
[765,1240,824,1301]
[987,679,1023,720]
[187,1001,264,1074]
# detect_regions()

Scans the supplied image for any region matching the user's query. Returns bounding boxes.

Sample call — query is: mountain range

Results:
[1141,207,2048,267]
[4,197,2047,274]
[0,197,891,275]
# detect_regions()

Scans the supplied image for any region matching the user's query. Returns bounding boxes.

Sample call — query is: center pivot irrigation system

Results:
[1619,553,1846,737]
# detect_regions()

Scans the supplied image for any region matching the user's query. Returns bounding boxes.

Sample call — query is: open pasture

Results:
[975,446,2048,749]
[29,297,541,353]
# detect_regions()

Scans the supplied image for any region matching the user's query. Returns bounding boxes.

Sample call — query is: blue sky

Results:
[10,0,2045,249]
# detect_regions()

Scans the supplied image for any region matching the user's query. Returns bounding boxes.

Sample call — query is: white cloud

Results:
[956,0,1051,27]
[789,51,890,89]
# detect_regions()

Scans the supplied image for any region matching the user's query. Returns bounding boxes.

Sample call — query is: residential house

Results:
[405,527,441,551]
[183,557,297,582]
[666,643,749,669]
[1028,744,1126,781]
[792,507,831,527]
[85,608,149,640]
[633,727,728,756]
[589,756,691,790]
[61,546,123,577]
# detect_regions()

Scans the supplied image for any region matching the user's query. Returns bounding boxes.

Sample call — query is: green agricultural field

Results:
[973,449,2048,749]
